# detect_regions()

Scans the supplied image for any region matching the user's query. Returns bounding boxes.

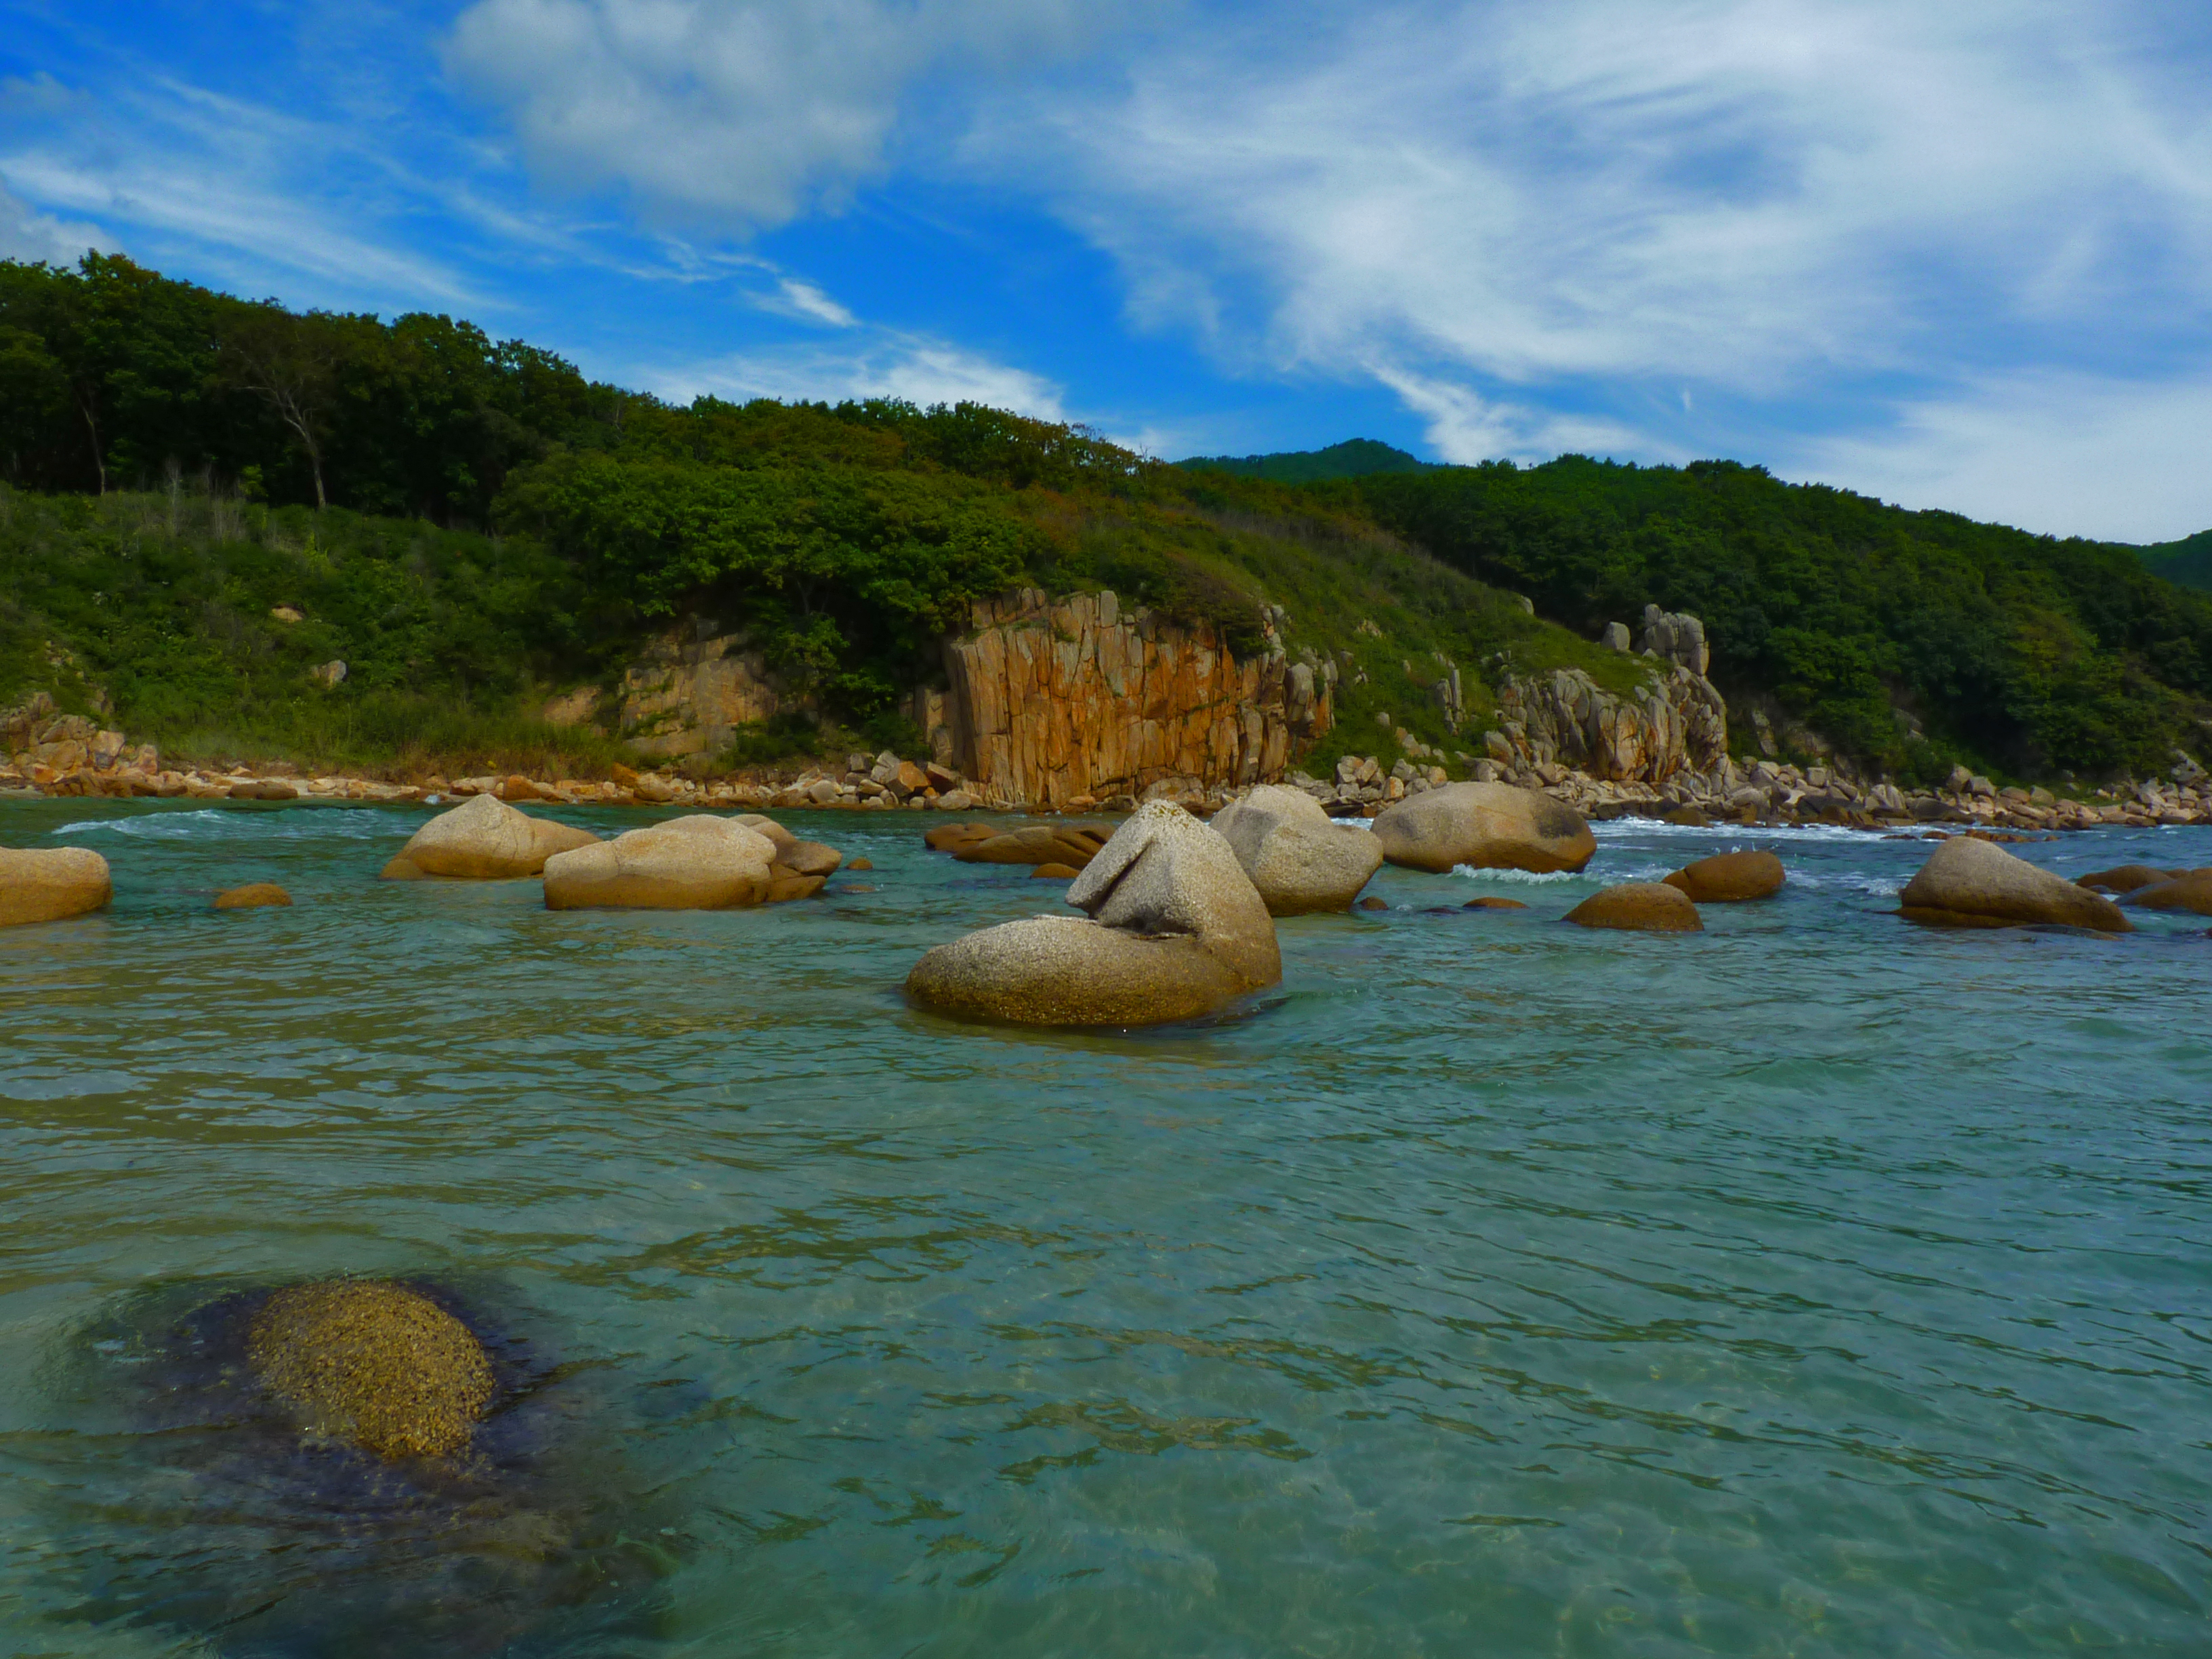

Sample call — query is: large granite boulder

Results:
[1899,838,2131,931]
[380,794,599,880]
[905,801,1279,1027]
[1664,849,1784,903]
[543,815,777,909]
[2121,872,2212,916]
[1565,882,1703,932]
[0,846,112,926]
[734,813,842,900]
[1209,784,1383,914]
[247,1280,495,1461]
[1371,782,1595,874]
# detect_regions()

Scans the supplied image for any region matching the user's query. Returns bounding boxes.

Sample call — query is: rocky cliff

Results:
[1490,663,1728,784]
[935,590,1332,811]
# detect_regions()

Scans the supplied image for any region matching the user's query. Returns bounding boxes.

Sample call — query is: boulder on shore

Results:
[1664,849,1784,903]
[214,882,292,909]
[906,801,1279,1027]
[1899,838,2131,931]
[1208,785,1385,915]
[382,793,599,880]
[1565,882,1703,932]
[0,846,112,926]
[2121,872,2212,916]
[1371,782,1595,874]
[544,816,777,909]
[248,1280,494,1462]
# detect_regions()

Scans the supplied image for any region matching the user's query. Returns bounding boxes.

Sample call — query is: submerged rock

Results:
[0,845,112,926]
[1372,782,1595,874]
[1565,882,1704,933]
[248,1280,495,1461]
[905,801,1279,1027]
[1664,850,1785,903]
[543,816,775,910]
[384,794,599,880]
[1209,784,1384,914]
[214,882,293,910]
[951,822,1112,869]
[1463,896,1528,910]
[2074,864,2177,895]
[2121,872,2212,916]
[924,821,1001,853]
[1899,838,2130,931]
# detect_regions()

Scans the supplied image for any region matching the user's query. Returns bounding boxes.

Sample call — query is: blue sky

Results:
[3,0,2209,541]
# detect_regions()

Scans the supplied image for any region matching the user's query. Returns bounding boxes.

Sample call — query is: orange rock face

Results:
[942,590,1332,812]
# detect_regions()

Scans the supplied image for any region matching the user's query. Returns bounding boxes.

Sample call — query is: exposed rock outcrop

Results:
[1492,661,1727,784]
[905,802,1280,1026]
[1371,782,1596,874]
[543,815,778,909]
[939,590,1332,813]
[381,794,600,880]
[1209,783,1383,914]
[0,845,112,926]
[1641,605,1710,674]
[604,626,813,759]
[1899,838,2131,931]
[952,823,1113,869]
[248,1281,494,1461]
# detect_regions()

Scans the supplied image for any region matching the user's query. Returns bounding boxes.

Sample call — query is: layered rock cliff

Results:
[1491,663,1728,784]
[935,589,1332,811]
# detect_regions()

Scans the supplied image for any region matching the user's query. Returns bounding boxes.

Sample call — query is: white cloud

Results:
[1793,375,2212,544]
[443,0,1111,230]
[647,331,1067,417]
[0,177,108,264]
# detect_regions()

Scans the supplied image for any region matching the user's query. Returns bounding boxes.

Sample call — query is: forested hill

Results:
[1174,438,1432,485]
[3,251,2209,787]
[2139,529,2212,594]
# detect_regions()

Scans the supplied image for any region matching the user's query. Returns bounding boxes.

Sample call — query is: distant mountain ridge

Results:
[1175,438,1434,484]
[2137,529,2212,593]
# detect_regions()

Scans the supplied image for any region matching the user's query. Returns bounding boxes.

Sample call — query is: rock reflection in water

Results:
[43,1280,682,1658]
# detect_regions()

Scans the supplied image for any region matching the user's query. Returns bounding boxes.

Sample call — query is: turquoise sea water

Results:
[1,796,2209,1657]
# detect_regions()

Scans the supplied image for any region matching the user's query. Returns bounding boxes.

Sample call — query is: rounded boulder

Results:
[385,793,600,880]
[1372,782,1595,874]
[247,1280,495,1461]
[2076,864,2180,895]
[1664,850,1784,903]
[2120,872,2212,916]
[1899,837,2130,931]
[543,815,776,909]
[1565,882,1704,932]
[0,846,112,926]
[907,801,1279,1027]
[1209,784,1384,914]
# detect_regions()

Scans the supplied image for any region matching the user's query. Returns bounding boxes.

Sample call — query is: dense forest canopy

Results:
[3,251,2209,784]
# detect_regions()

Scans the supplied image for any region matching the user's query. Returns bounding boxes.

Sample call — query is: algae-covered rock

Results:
[249,1280,495,1460]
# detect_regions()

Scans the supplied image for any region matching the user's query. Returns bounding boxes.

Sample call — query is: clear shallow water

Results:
[3,797,2210,1657]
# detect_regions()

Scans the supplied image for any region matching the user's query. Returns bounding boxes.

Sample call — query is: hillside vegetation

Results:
[2139,529,2212,595]
[4,251,2208,785]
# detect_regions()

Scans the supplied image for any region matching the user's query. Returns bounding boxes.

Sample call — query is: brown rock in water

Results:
[380,855,427,881]
[1898,838,2130,932]
[386,793,599,879]
[215,882,292,909]
[1357,895,1389,911]
[498,775,541,802]
[1209,784,1385,914]
[924,821,1000,853]
[1372,783,1595,874]
[0,846,112,926]
[781,840,844,878]
[952,823,1110,869]
[906,802,1279,1027]
[1664,850,1785,903]
[846,857,874,872]
[2074,864,2178,894]
[228,779,300,802]
[1565,882,1704,932]
[1463,896,1528,910]
[2121,872,2212,916]
[765,866,827,901]
[247,1280,494,1461]
[543,815,775,909]
[1032,861,1080,879]
[1662,805,1711,827]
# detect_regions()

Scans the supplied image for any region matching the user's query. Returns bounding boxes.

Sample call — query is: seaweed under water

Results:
[30,1279,688,1658]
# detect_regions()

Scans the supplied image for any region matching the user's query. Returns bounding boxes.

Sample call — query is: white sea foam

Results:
[49,807,411,842]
